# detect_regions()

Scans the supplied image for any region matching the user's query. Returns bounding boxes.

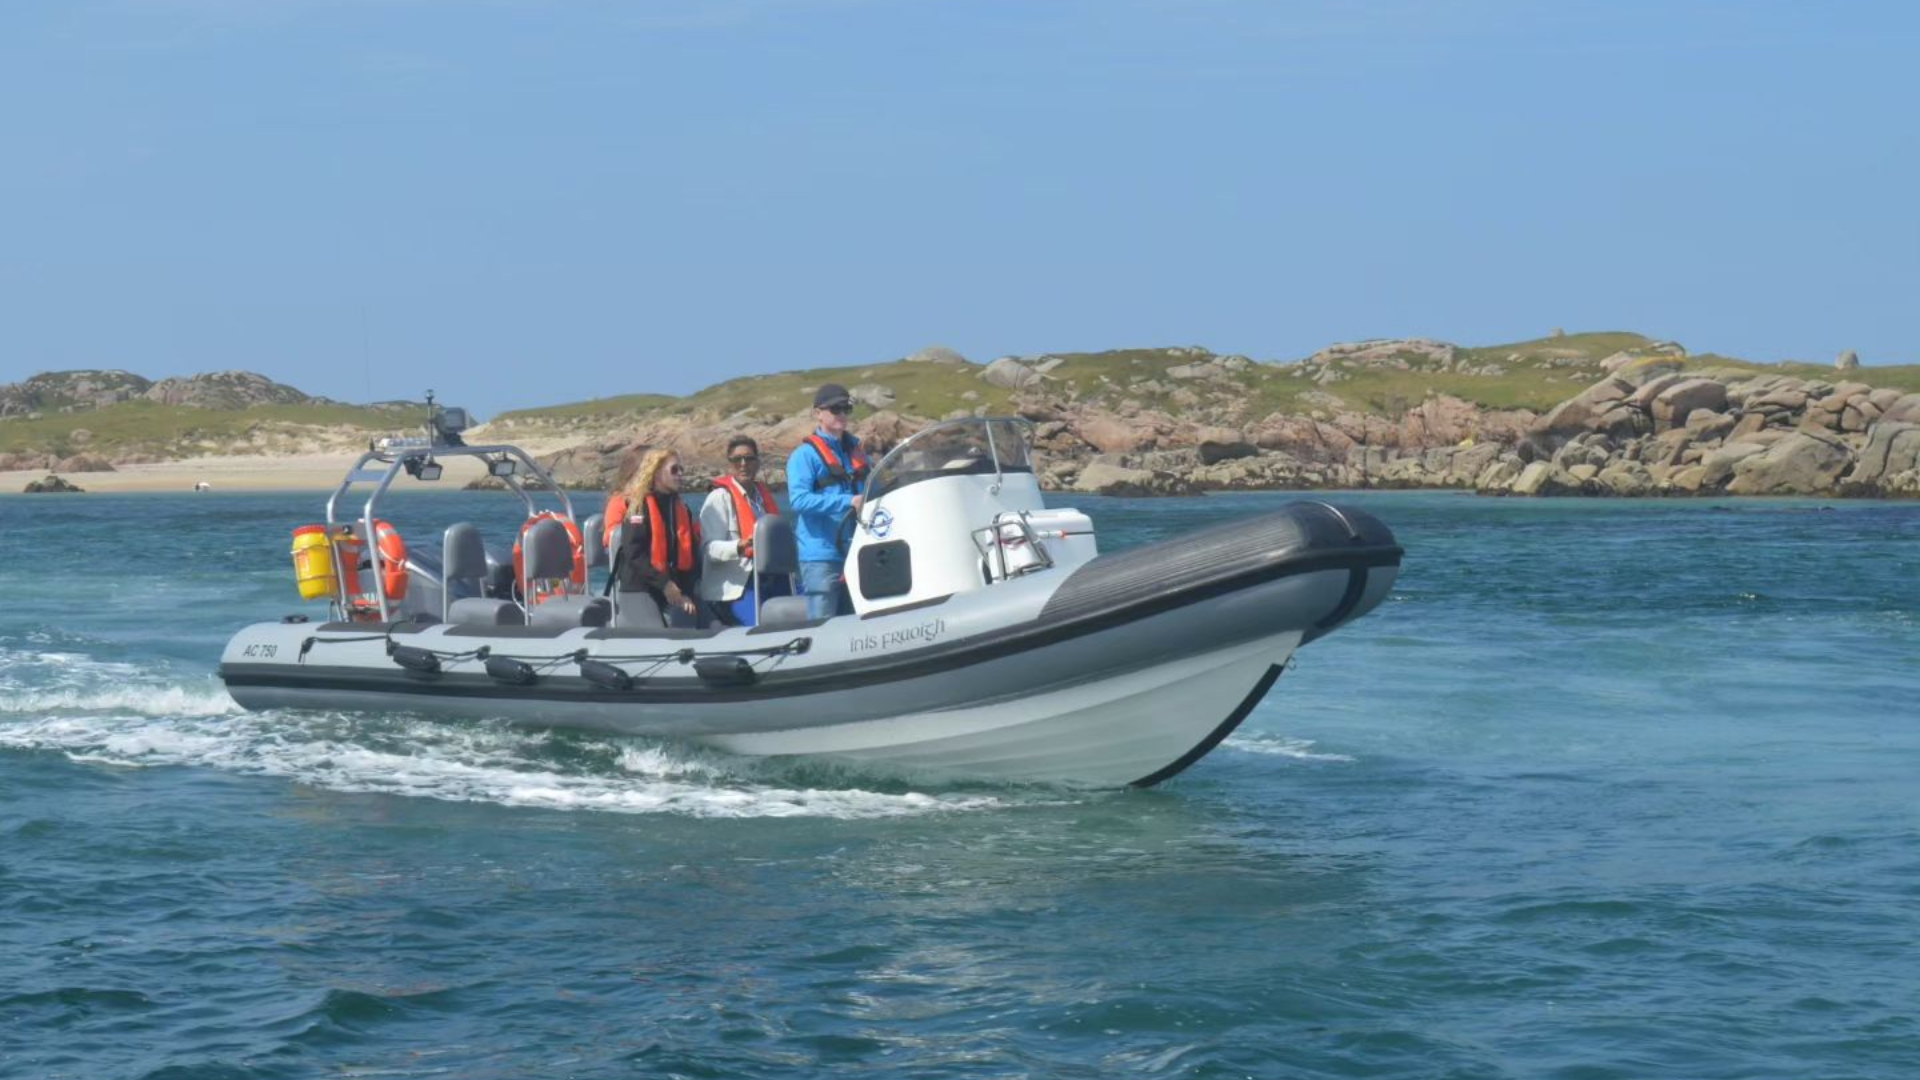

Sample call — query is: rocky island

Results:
[3,332,1916,497]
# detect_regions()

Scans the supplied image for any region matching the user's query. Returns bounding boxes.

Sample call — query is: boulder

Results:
[1683,408,1737,441]
[1669,465,1708,493]
[1077,415,1155,454]
[907,346,970,365]
[1472,456,1522,493]
[1841,422,1920,492]
[849,383,896,409]
[24,474,83,493]
[1072,461,1198,497]
[1508,461,1552,496]
[1882,394,1920,425]
[980,358,1043,390]
[1747,385,1810,413]
[1726,432,1854,495]
[1698,441,1771,489]
[1596,462,1654,496]
[1650,378,1729,431]
[1197,439,1258,465]
[1626,373,1690,412]
[1536,377,1635,442]
[1836,349,1860,372]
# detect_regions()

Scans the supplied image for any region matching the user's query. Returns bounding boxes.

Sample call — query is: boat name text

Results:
[850,618,946,653]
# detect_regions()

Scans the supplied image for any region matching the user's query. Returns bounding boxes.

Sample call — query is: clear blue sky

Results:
[3,0,1914,416]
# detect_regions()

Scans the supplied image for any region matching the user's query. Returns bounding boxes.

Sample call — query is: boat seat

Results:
[757,595,813,628]
[530,595,612,628]
[444,522,522,626]
[522,518,607,627]
[616,590,666,629]
[449,597,523,625]
[583,514,608,569]
[750,514,808,627]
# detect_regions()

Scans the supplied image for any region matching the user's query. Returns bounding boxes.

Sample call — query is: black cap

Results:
[813,383,853,409]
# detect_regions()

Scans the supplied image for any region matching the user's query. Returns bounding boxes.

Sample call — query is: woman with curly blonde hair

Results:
[609,446,702,627]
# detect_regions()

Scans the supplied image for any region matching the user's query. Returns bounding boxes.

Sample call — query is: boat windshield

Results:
[866,417,1034,501]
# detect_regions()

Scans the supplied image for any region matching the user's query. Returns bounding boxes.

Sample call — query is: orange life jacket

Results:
[645,493,697,574]
[805,433,869,491]
[711,475,779,558]
[602,494,628,551]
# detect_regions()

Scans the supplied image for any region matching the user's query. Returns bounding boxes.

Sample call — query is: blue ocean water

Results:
[2,490,1917,1079]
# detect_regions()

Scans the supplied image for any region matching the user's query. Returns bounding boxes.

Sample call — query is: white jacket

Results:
[696,484,768,602]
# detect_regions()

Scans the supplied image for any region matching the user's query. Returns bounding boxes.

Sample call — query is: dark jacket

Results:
[617,491,701,600]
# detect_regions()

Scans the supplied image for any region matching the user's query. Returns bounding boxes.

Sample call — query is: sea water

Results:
[1,491,1916,1079]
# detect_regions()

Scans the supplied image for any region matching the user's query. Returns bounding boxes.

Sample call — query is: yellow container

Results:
[291,525,338,600]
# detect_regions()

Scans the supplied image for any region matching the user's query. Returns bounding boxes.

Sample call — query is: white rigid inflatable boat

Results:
[221,410,1402,787]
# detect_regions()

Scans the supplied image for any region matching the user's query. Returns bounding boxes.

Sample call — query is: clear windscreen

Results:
[868,419,1033,500]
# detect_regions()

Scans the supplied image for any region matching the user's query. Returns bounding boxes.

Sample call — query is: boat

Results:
[220,404,1403,787]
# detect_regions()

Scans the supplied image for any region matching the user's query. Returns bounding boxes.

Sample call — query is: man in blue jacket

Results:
[785,383,869,618]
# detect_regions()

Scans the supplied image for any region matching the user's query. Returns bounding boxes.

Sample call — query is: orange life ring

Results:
[373,520,408,602]
[337,519,408,617]
[512,511,587,604]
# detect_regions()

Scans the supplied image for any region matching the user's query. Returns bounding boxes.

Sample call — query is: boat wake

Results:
[0,649,1045,820]
[1223,732,1357,763]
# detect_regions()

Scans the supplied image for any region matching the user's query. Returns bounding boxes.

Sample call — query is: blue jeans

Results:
[799,561,849,620]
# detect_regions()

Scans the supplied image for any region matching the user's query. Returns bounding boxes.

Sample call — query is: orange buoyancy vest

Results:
[603,494,629,551]
[712,475,779,558]
[645,493,697,574]
[804,434,869,491]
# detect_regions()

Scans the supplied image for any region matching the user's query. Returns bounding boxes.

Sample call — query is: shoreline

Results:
[4,453,1908,501]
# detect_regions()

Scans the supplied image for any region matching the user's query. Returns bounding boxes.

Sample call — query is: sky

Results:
[2,0,1915,416]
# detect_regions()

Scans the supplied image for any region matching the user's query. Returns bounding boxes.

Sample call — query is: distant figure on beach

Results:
[194,481,212,492]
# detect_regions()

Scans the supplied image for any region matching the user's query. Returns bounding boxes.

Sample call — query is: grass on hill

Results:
[0,401,409,456]
[493,362,1020,425]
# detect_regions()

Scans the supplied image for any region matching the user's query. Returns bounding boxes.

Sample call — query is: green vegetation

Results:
[0,401,404,455]
[492,393,680,424]
[7,332,1917,461]
[1678,354,1920,394]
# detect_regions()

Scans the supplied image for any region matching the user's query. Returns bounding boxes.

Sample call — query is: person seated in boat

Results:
[614,447,702,628]
[698,436,791,627]
[785,383,868,619]
[601,444,648,552]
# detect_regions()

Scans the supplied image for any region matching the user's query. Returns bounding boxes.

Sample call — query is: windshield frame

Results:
[859,416,1036,518]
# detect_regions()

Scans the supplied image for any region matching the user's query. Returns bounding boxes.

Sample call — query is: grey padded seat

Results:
[444,523,521,626]
[751,514,813,628]
[522,517,611,628]
[582,514,608,572]
[597,516,671,629]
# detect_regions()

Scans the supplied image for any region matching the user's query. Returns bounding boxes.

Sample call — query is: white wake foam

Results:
[1,698,1017,821]
[1223,732,1356,763]
[0,643,1040,819]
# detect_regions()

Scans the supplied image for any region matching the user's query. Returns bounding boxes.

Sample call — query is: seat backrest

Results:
[523,518,575,585]
[443,522,489,621]
[582,514,608,569]
[444,523,489,581]
[753,514,799,577]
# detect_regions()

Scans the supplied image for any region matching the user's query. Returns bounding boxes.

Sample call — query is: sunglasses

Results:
[666,464,683,475]
[824,404,854,415]
[729,455,760,465]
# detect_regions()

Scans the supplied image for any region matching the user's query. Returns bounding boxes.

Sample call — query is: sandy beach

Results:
[1,437,585,494]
